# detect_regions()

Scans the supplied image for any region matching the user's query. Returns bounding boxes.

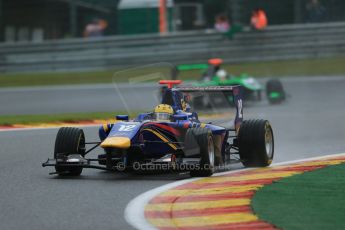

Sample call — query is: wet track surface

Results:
[1,76,345,230]
[0,84,160,115]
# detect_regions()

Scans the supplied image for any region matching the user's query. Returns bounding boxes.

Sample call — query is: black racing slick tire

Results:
[54,127,86,176]
[238,120,274,167]
[185,128,215,177]
[266,79,285,104]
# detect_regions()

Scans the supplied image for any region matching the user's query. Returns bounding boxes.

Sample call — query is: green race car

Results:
[176,58,285,105]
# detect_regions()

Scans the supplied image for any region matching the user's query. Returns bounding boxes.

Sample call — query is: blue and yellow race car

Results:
[43,80,274,177]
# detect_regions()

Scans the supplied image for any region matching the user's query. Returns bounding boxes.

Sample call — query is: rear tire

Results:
[266,79,285,104]
[54,127,85,176]
[238,120,274,167]
[185,128,215,177]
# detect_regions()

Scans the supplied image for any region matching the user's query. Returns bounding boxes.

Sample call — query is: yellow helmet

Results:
[154,104,173,121]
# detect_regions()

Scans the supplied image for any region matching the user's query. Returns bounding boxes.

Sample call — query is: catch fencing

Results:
[0,22,344,73]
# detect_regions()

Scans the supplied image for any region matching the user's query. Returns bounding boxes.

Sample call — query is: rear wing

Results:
[177,64,208,71]
[176,86,236,92]
[177,86,243,131]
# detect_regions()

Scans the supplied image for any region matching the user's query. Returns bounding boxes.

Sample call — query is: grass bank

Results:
[0,112,136,126]
[252,163,345,229]
[1,57,345,88]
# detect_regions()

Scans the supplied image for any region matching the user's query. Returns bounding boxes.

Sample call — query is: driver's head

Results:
[216,69,227,81]
[153,104,173,121]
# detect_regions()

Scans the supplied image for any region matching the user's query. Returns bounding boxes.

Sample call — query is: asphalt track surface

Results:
[1,76,345,230]
[0,83,160,115]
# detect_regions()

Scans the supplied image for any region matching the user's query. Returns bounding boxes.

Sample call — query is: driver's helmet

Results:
[153,104,173,121]
[208,58,223,67]
[216,69,228,81]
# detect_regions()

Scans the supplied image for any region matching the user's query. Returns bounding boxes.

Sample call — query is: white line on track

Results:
[125,178,200,230]
[124,167,254,230]
[124,152,345,230]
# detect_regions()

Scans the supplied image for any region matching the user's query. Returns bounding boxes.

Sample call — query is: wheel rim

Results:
[208,136,215,168]
[264,123,273,159]
[77,133,86,156]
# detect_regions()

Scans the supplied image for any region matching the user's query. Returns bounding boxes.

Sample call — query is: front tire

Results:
[54,127,85,176]
[238,120,274,167]
[185,128,215,177]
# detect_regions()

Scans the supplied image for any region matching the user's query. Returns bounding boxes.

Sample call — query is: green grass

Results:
[0,111,141,126]
[221,57,345,78]
[252,163,345,230]
[1,57,345,88]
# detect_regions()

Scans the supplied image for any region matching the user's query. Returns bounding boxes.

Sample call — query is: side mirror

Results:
[116,115,129,121]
